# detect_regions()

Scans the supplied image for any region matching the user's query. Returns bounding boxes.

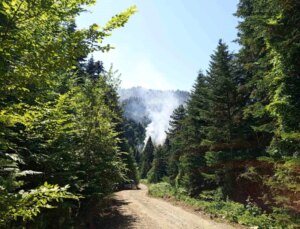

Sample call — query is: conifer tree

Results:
[140,137,154,178]
[147,145,168,183]
[202,40,254,198]
[184,72,210,144]
[166,105,186,183]
[236,0,300,212]
[86,57,105,80]
[176,73,209,195]
[204,40,239,144]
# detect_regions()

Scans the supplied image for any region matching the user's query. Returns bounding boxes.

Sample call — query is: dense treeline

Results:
[0,0,137,228]
[1,0,299,228]
[144,0,300,227]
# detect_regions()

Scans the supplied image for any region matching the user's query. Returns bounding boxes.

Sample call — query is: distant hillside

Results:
[118,87,189,144]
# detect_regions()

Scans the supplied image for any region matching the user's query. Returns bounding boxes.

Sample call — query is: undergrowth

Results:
[148,182,300,229]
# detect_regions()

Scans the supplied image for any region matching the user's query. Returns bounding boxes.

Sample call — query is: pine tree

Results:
[185,72,210,144]
[148,145,168,183]
[235,0,274,150]
[86,57,105,80]
[204,40,239,144]
[176,73,209,195]
[166,105,186,183]
[140,137,154,178]
[236,0,300,212]
[202,40,259,199]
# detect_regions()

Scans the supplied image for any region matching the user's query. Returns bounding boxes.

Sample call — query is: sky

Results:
[76,0,240,91]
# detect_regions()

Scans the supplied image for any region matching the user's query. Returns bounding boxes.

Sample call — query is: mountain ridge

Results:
[118,87,189,144]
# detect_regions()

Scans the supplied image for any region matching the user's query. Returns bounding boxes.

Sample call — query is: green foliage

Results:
[124,118,146,183]
[166,105,186,183]
[236,0,300,157]
[234,0,300,214]
[149,182,300,228]
[1,0,299,227]
[119,147,139,184]
[148,182,174,198]
[204,40,240,143]
[153,1,300,227]
[147,145,168,183]
[140,137,154,178]
[258,157,300,212]
[0,0,137,227]
[0,182,78,227]
[123,118,146,149]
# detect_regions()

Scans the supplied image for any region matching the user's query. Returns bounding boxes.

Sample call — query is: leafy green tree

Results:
[235,0,275,150]
[122,118,146,174]
[0,182,78,228]
[0,0,137,227]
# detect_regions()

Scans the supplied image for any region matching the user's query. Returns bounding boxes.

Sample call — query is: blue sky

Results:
[77,0,240,91]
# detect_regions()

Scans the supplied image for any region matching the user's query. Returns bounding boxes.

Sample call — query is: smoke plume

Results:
[119,87,189,145]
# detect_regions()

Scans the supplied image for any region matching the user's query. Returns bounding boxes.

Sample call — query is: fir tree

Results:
[166,105,187,183]
[176,73,209,195]
[236,0,300,212]
[140,137,154,178]
[204,40,238,144]
[148,145,168,183]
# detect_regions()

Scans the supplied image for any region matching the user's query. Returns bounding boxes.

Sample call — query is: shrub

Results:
[148,182,299,229]
[148,182,174,198]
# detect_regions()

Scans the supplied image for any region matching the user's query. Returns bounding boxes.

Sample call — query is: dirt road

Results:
[100,184,238,229]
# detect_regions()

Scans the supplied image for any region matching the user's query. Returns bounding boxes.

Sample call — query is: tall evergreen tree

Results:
[176,73,209,195]
[204,40,239,144]
[140,137,154,178]
[148,145,168,183]
[184,72,210,145]
[202,40,260,199]
[166,105,187,183]
[85,57,105,80]
[236,0,300,212]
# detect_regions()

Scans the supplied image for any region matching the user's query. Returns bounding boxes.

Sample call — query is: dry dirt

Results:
[99,184,240,229]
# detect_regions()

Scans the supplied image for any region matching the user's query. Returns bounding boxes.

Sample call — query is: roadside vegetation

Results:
[0,0,137,228]
[148,182,299,229]
[139,1,300,228]
[1,0,299,228]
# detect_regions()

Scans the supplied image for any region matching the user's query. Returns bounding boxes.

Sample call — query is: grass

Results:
[148,182,300,229]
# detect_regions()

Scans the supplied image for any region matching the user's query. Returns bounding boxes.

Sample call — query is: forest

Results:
[0,0,299,228]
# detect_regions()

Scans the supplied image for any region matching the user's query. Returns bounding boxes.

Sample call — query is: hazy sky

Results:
[77,0,240,91]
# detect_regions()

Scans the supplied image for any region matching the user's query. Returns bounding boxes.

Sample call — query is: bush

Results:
[0,183,79,228]
[148,182,174,198]
[148,182,299,229]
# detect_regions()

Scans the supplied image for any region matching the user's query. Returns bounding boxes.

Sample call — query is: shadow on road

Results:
[94,198,138,229]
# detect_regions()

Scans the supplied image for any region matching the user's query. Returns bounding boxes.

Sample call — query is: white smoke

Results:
[119,87,189,145]
[144,92,182,145]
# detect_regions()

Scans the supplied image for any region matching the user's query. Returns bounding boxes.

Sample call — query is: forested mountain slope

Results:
[139,1,300,227]
[0,0,299,228]
[119,87,189,144]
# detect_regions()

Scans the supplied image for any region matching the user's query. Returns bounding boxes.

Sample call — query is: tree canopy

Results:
[0,0,137,227]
